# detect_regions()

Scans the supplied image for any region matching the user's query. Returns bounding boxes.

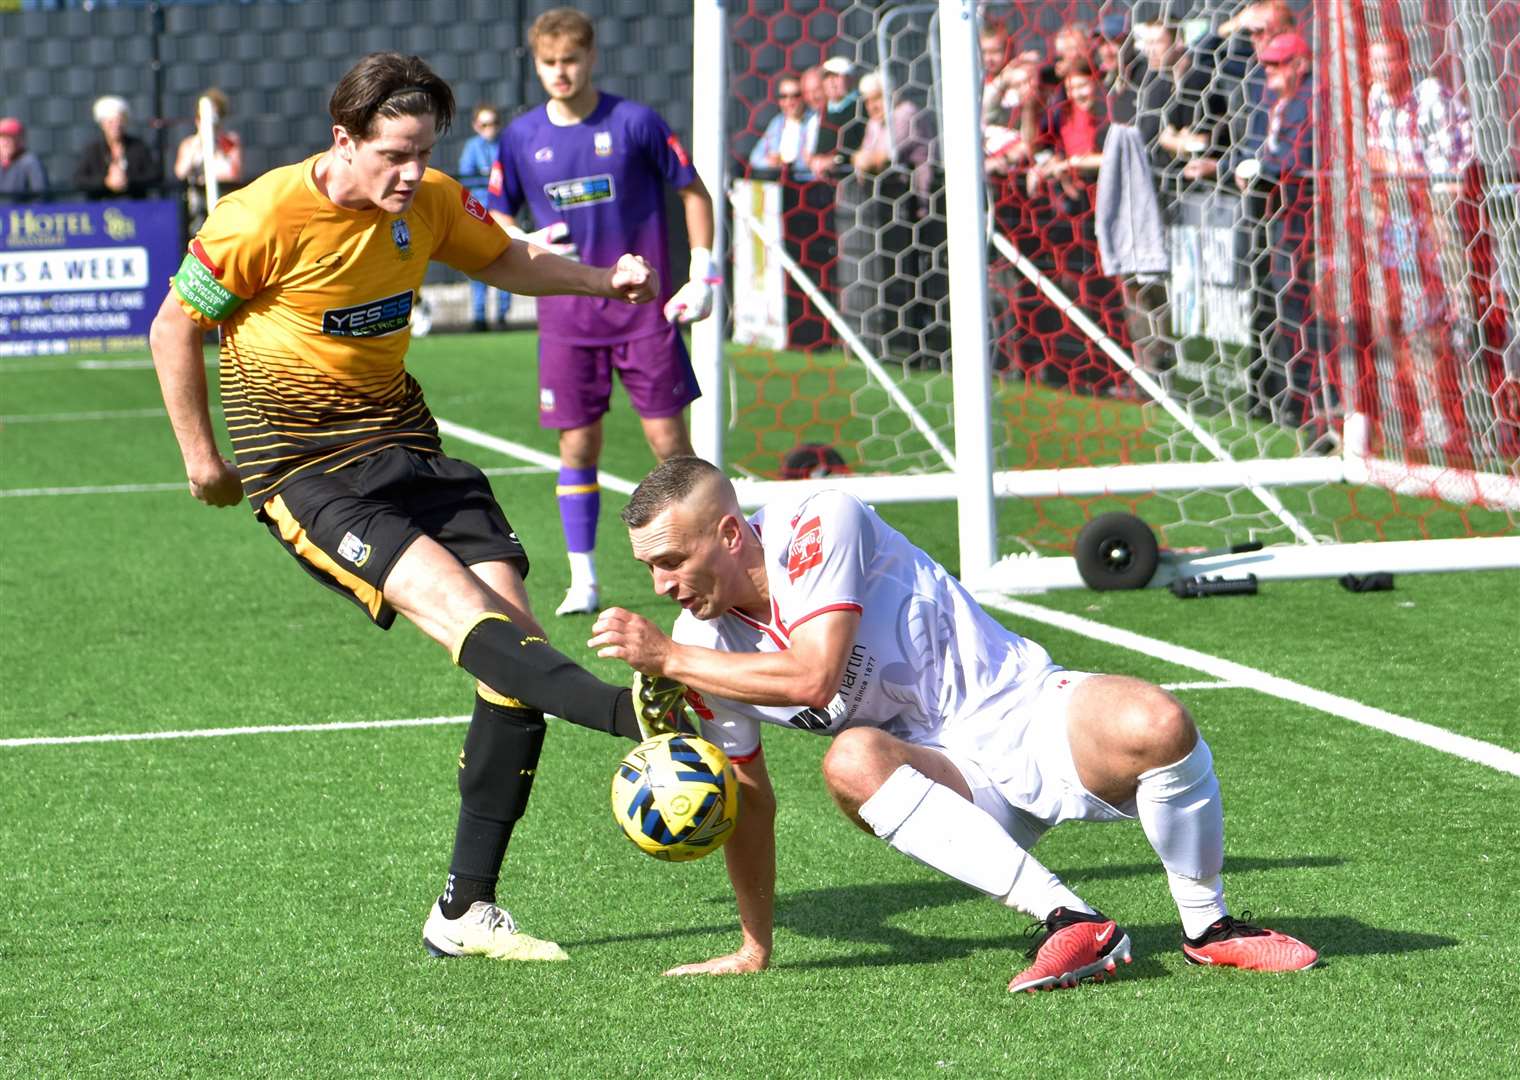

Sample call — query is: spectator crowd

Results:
[2,89,246,248]
[735,0,1487,447]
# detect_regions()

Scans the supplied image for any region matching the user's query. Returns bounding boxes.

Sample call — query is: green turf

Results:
[2,336,1518,1077]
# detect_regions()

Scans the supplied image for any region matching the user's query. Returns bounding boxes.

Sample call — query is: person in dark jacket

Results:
[73,95,160,199]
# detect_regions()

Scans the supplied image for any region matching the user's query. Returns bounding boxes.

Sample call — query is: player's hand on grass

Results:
[663,947,769,977]
[662,247,716,323]
[589,606,671,673]
[607,254,658,305]
[188,456,244,507]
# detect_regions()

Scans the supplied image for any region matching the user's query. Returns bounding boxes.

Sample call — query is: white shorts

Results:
[930,667,1136,851]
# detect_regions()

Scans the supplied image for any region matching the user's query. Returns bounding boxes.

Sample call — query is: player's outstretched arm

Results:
[148,293,243,508]
[490,209,579,259]
[664,749,777,977]
[591,606,860,710]
[474,241,657,305]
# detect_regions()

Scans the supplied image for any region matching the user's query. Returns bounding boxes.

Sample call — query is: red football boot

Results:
[1182,912,1318,971]
[1008,907,1133,994]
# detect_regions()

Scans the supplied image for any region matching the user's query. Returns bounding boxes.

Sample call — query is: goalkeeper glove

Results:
[662,246,716,324]
[507,221,577,258]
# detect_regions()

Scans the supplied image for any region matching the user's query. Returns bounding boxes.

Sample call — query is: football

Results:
[610,733,739,862]
[780,442,851,480]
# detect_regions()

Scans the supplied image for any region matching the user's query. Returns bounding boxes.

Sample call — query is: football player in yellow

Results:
[149,52,685,962]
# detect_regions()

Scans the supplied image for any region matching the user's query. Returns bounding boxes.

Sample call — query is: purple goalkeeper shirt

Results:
[488,92,698,344]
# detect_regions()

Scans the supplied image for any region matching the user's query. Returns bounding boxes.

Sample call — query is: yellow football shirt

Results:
[172,154,510,507]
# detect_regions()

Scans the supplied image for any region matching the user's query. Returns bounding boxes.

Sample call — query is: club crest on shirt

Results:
[534,146,554,163]
[391,218,412,258]
[594,130,613,157]
[787,515,823,582]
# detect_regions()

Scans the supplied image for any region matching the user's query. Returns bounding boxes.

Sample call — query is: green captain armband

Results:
[173,251,244,322]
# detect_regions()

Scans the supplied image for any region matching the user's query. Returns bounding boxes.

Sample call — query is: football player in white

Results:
[591,456,1317,992]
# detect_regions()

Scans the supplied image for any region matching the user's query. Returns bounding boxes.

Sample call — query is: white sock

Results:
[567,551,597,590]
[1135,737,1228,939]
[857,765,1093,921]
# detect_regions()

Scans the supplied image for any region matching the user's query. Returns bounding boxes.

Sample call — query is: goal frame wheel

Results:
[1074,513,1160,591]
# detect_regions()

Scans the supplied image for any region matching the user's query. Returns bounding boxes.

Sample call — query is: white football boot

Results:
[554,582,600,617]
[422,900,568,961]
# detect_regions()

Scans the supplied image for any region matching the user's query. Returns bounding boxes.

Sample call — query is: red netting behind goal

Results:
[1321,0,1520,474]
[721,0,1518,552]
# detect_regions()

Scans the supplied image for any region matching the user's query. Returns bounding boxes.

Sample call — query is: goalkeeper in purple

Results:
[488,7,716,618]
[591,456,1319,991]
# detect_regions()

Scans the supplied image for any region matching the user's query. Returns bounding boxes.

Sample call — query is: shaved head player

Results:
[592,457,1319,991]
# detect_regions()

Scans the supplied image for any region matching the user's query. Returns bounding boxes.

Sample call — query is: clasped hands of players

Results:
[606,252,659,306]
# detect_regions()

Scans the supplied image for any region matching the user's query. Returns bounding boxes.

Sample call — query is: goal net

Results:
[692,0,1520,589]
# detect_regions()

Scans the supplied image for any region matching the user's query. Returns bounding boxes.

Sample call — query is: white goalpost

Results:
[691,0,1520,592]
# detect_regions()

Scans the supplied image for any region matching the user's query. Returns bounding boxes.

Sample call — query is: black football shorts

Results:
[257,445,529,629]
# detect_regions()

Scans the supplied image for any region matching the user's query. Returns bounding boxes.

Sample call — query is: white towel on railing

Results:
[1095,124,1169,276]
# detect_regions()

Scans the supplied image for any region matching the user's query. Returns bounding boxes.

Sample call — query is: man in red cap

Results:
[0,117,49,200]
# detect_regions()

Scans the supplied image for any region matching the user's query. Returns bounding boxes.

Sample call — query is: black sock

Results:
[455,614,643,740]
[441,693,547,918]
[441,872,495,918]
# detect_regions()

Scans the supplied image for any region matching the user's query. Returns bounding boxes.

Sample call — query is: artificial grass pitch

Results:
[1,336,1516,1077]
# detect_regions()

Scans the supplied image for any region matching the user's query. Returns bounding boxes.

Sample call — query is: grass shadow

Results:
[1058,853,1346,884]
[570,872,1456,976]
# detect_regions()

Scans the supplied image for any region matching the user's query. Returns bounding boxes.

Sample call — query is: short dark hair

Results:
[530,7,595,53]
[329,52,454,141]
[621,456,723,529]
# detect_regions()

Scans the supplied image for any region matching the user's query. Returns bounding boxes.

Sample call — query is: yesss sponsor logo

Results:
[321,290,414,338]
[543,174,615,212]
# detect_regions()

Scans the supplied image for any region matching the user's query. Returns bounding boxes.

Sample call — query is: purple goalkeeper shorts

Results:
[537,325,701,429]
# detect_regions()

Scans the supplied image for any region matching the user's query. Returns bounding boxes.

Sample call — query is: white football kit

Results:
[673,491,1133,844]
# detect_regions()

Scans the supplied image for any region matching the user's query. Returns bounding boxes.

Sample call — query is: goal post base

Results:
[975,536,1520,594]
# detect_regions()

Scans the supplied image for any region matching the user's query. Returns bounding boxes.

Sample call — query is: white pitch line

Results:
[0,356,210,374]
[1160,681,1243,692]
[1,407,167,423]
[0,465,547,499]
[981,593,1520,778]
[78,358,156,370]
[436,417,639,495]
[1,714,470,749]
[0,481,186,497]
